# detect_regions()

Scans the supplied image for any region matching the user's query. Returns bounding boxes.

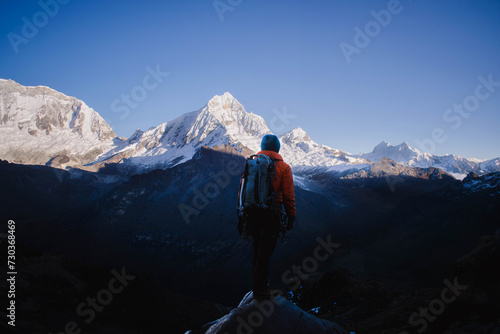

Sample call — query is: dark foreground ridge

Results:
[186,291,347,334]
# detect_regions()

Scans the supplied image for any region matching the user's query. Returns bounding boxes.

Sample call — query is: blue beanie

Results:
[261,134,280,153]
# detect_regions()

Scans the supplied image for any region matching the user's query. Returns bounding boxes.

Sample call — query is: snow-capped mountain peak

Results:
[278,127,366,167]
[198,92,270,141]
[93,92,271,171]
[357,141,498,179]
[373,140,391,152]
[206,92,240,111]
[0,79,116,167]
[361,141,420,163]
[280,127,311,144]
[373,141,414,153]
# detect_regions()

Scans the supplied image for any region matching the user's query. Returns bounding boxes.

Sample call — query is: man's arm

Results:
[281,165,296,228]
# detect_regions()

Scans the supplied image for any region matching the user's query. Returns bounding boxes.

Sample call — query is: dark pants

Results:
[248,211,279,294]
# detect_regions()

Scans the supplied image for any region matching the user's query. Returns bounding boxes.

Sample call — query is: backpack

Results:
[238,154,281,215]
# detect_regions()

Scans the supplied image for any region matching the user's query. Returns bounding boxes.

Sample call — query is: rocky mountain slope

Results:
[186,291,347,334]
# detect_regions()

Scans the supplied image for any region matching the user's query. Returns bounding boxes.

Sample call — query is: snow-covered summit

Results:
[279,127,366,167]
[0,79,116,167]
[93,92,271,171]
[358,141,496,179]
[197,92,270,150]
[479,157,500,174]
[280,127,311,144]
[359,141,420,163]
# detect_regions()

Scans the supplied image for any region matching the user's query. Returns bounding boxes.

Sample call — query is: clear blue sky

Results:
[1,0,499,159]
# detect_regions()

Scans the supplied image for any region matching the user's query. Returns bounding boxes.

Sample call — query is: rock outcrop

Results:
[186,291,347,334]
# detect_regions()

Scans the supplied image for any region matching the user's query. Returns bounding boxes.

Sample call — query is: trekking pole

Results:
[280,222,288,245]
[280,223,288,245]
[279,209,288,245]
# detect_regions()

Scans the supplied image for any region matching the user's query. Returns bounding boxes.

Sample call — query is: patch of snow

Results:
[450,173,467,181]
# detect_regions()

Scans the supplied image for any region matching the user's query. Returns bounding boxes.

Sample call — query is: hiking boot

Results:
[253,289,283,301]
[253,289,272,301]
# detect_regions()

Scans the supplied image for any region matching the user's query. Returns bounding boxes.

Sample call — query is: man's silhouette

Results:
[247,134,296,299]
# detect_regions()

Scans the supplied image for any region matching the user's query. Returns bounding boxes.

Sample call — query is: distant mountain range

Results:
[1,78,499,178]
[356,141,500,178]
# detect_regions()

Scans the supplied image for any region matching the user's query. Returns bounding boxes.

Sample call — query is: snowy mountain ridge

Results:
[91,92,366,172]
[0,79,498,178]
[358,141,421,163]
[92,92,272,170]
[0,79,116,167]
[279,127,366,167]
[357,140,500,178]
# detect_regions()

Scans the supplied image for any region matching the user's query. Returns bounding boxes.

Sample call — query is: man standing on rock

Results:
[239,134,296,299]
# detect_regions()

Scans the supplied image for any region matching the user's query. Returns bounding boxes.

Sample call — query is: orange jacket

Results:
[258,150,296,219]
